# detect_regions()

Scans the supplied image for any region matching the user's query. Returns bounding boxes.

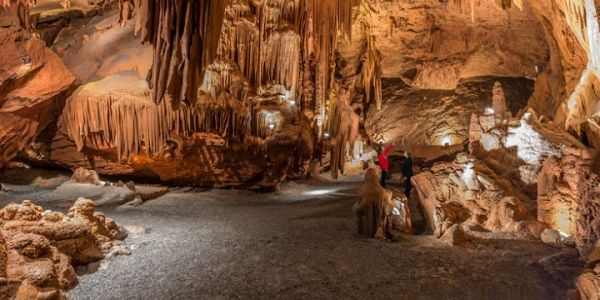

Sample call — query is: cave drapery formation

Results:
[60,0,365,182]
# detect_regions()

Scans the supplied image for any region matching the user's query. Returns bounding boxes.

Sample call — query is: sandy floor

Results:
[1,173,572,299]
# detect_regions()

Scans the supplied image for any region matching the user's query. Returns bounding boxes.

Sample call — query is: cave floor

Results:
[1,174,571,300]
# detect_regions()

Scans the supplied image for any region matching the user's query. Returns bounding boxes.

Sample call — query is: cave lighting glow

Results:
[553,202,573,237]
[303,188,338,196]
[440,135,453,146]
[263,112,276,130]
[461,161,478,190]
[485,107,494,115]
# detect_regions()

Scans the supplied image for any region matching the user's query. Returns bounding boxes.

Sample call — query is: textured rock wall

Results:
[411,152,545,238]
[338,0,549,90]
[538,147,600,256]
[0,4,75,170]
[365,77,533,147]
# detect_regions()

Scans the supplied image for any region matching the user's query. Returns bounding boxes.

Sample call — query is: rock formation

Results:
[353,168,411,240]
[412,152,545,238]
[0,198,124,299]
[0,2,75,170]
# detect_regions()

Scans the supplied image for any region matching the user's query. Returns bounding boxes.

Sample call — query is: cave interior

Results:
[1,0,600,299]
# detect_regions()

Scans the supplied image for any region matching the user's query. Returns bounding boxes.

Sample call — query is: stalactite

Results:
[261,27,301,95]
[325,60,359,179]
[60,87,251,163]
[309,0,360,120]
[200,60,252,104]
[135,0,228,107]
[360,23,382,110]
[470,0,475,23]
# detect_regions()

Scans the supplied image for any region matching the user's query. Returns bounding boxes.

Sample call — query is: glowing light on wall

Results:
[553,202,573,237]
[262,111,277,130]
[461,161,478,190]
[440,136,453,146]
[485,107,495,115]
[304,188,337,196]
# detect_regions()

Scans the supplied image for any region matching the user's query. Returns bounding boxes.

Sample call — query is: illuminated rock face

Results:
[14,5,315,189]
[365,78,533,147]
[411,153,545,238]
[538,148,600,256]
[353,168,411,239]
[0,0,598,189]
[338,0,549,90]
[0,18,75,169]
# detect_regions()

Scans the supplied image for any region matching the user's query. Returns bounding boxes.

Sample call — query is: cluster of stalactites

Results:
[360,22,382,110]
[311,0,360,116]
[60,91,251,162]
[130,0,360,111]
[133,0,228,107]
[0,0,35,7]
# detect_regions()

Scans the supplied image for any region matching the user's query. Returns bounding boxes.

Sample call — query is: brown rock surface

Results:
[538,147,600,256]
[339,0,548,89]
[0,24,75,168]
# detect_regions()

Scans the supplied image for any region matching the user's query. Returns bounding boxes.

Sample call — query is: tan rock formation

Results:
[0,199,124,299]
[70,167,101,185]
[353,168,410,239]
[538,147,600,256]
[412,153,545,238]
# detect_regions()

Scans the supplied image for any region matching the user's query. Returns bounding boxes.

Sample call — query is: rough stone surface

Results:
[0,198,124,299]
[0,22,75,168]
[412,152,544,238]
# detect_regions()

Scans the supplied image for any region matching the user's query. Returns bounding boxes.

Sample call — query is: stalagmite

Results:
[492,81,507,118]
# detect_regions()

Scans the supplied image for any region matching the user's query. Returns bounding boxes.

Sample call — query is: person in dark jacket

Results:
[377,143,394,187]
[401,151,414,198]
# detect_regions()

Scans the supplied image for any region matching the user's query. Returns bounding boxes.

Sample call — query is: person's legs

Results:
[404,176,412,198]
[380,170,387,187]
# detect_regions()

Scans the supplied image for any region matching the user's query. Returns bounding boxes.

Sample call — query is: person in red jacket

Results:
[377,143,394,187]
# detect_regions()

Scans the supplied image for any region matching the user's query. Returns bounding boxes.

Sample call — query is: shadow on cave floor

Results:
[1,171,573,299]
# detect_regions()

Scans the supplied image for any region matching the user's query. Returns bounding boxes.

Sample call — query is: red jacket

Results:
[378,144,394,171]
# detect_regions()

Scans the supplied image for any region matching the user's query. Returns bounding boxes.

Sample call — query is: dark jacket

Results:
[401,156,413,177]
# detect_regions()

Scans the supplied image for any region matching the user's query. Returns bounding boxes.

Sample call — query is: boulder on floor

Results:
[71,167,102,185]
[0,198,125,299]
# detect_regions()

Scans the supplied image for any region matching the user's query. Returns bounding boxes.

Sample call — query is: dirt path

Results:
[29,177,567,300]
